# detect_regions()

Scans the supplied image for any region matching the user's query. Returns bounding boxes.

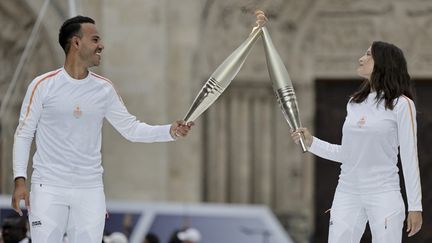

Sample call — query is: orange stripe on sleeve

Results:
[23,69,62,120]
[402,96,416,139]
[402,95,420,167]
[91,73,123,103]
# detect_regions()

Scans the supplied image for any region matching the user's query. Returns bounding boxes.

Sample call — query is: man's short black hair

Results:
[58,15,95,54]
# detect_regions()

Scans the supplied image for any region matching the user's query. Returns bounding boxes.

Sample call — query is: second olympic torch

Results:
[183,28,262,122]
[262,27,307,152]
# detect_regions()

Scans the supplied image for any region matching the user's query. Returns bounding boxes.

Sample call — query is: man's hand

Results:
[11,177,29,216]
[251,10,268,34]
[255,10,268,27]
[407,211,422,237]
[170,120,194,139]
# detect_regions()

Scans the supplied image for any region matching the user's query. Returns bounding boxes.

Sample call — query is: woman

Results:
[292,41,422,243]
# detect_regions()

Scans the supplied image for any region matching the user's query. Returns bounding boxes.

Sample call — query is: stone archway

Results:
[0,0,61,193]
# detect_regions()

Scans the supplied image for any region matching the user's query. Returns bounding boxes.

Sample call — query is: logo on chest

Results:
[357,116,366,128]
[73,105,82,118]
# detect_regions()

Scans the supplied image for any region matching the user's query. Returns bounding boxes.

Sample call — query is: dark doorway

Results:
[313,79,432,243]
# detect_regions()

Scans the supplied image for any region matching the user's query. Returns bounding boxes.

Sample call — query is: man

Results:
[11,16,193,243]
[1,215,30,243]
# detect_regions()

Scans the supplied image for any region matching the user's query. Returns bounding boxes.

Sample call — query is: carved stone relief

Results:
[199,0,315,82]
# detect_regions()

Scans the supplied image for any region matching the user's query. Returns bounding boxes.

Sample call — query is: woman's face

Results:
[357,46,374,80]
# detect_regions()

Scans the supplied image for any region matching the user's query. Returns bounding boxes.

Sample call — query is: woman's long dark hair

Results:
[350,41,415,109]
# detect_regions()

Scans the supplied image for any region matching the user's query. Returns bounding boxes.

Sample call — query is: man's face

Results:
[1,218,27,243]
[76,23,104,68]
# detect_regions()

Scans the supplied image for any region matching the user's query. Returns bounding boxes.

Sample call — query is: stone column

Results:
[100,0,172,201]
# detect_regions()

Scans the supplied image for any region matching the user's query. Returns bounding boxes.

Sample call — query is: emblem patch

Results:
[357,116,366,128]
[73,105,82,118]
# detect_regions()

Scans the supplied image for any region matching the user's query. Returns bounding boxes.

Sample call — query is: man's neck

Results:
[64,56,89,80]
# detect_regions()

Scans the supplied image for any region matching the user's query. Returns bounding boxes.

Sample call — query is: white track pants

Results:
[328,190,405,243]
[29,184,106,243]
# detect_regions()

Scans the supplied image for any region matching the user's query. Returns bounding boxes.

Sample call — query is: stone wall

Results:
[1,0,432,242]
[0,0,61,193]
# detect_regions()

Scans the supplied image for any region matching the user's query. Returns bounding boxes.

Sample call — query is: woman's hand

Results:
[250,10,268,35]
[254,10,267,28]
[407,211,422,237]
[290,127,313,148]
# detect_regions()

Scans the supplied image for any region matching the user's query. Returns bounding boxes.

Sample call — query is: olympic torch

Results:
[262,27,307,152]
[183,28,262,122]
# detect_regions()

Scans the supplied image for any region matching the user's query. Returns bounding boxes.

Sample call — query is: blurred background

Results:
[0,0,431,242]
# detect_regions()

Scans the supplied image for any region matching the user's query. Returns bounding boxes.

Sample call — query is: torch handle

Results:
[299,133,307,153]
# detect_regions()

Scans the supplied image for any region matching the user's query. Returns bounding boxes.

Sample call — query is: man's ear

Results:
[71,36,80,50]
